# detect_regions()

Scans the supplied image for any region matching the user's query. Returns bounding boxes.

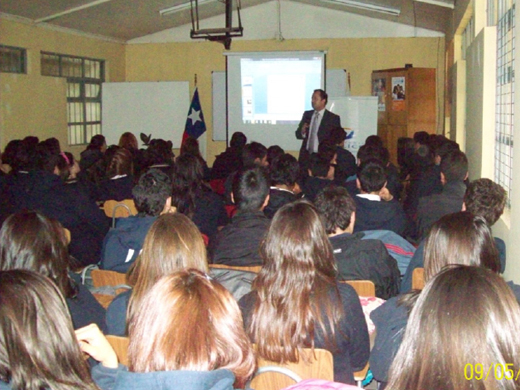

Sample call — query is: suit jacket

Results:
[295,109,341,166]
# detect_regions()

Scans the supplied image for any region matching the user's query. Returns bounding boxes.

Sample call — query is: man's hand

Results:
[301,122,309,138]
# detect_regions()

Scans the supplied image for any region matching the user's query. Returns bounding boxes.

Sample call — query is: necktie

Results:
[307,111,320,153]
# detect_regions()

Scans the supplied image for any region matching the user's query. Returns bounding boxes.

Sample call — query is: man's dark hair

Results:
[308,154,330,178]
[269,154,299,187]
[242,142,267,168]
[145,139,174,166]
[132,169,172,216]
[314,89,328,104]
[440,150,468,182]
[230,132,247,149]
[464,179,507,226]
[364,135,384,148]
[266,145,284,165]
[329,127,347,145]
[357,145,385,165]
[315,186,356,235]
[413,131,430,145]
[436,140,460,160]
[318,141,337,163]
[358,160,387,193]
[232,167,269,212]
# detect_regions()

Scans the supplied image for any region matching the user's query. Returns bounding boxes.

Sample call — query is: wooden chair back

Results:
[209,264,262,274]
[91,269,129,309]
[103,199,138,227]
[251,347,333,390]
[106,335,129,366]
[412,267,425,290]
[341,280,376,297]
[63,228,71,245]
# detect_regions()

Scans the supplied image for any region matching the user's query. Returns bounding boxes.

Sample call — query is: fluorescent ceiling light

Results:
[414,0,454,8]
[320,0,401,16]
[160,0,217,16]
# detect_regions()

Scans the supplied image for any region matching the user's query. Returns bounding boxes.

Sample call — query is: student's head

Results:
[56,152,77,181]
[440,150,468,183]
[318,141,337,164]
[2,140,23,169]
[364,135,383,148]
[40,137,61,155]
[118,132,138,151]
[269,154,299,188]
[413,131,429,147]
[242,142,268,168]
[329,127,347,146]
[128,212,208,293]
[232,167,269,212]
[311,89,328,111]
[0,270,98,390]
[308,153,331,178]
[106,147,133,178]
[356,144,385,165]
[171,154,205,217]
[145,139,174,166]
[180,136,202,158]
[0,211,76,299]
[132,169,172,217]
[87,134,107,152]
[464,178,507,226]
[230,132,247,149]
[387,265,520,390]
[424,212,501,282]
[315,186,356,235]
[252,201,341,362]
[128,270,255,387]
[357,160,387,193]
[266,145,284,165]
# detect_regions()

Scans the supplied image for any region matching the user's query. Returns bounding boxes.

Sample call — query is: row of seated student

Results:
[0,211,519,390]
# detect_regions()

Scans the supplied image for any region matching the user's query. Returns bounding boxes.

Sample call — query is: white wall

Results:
[129,0,444,44]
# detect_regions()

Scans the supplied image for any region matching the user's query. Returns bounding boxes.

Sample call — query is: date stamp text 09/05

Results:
[465,364,520,381]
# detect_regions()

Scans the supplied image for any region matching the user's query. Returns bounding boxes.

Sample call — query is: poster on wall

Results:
[372,78,386,112]
[391,76,406,111]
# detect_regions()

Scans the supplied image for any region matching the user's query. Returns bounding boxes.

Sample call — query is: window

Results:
[495,0,515,206]
[0,45,26,74]
[41,52,104,146]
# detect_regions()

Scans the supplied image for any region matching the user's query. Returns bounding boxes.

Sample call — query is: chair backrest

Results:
[412,267,425,290]
[209,263,262,274]
[341,280,376,297]
[91,269,129,309]
[251,347,334,390]
[106,335,129,366]
[103,199,138,227]
[63,228,71,245]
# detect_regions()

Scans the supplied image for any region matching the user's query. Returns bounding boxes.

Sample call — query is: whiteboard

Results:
[212,69,347,145]
[102,81,190,148]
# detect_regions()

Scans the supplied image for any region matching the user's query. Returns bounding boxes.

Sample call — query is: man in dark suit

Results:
[295,89,341,168]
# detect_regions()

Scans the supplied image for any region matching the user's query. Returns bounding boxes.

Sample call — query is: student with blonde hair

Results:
[90,270,255,390]
[105,212,208,335]
[239,200,369,385]
[387,265,520,390]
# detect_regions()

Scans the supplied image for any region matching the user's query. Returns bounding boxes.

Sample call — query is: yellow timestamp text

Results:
[465,363,520,381]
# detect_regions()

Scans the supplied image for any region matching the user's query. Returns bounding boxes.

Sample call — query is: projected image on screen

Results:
[240,57,322,125]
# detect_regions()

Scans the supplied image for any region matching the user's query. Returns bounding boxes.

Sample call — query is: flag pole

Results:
[194,73,198,89]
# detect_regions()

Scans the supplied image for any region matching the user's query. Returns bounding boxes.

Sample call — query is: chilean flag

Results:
[183,88,206,141]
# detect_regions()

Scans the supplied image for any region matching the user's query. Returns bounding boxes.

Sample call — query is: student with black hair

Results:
[100,169,173,273]
[211,131,247,180]
[211,168,270,266]
[353,160,408,236]
[327,127,356,182]
[264,154,301,219]
[302,153,334,202]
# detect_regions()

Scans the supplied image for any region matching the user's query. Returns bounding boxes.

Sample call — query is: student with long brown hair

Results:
[90,270,255,390]
[238,200,370,385]
[387,265,520,390]
[0,270,113,390]
[369,211,512,387]
[105,212,208,335]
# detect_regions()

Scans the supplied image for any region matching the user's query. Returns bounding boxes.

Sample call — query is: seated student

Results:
[266,145,285,165]
[211,168,270,266]
[264,153,301,219]
[353,160,408,236]
[0,144,109,266]
[302,153,334,202]
[386,266,520,390]
[180,136,211,181]
[105,212,208,336]
[141,139,175,179]
[210,131,247,180]
[0,270,115,390]
[171,154,228,244]
[87,270,255,390]
[327,127,357,183]
[239,201,370,385]
[0,211,107,332]
[97,147,135,202]
[369,212,514,387]
[315,186,400,299]
[416,149,468,239]
[100,169,173,273]
[401,178,509,292]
